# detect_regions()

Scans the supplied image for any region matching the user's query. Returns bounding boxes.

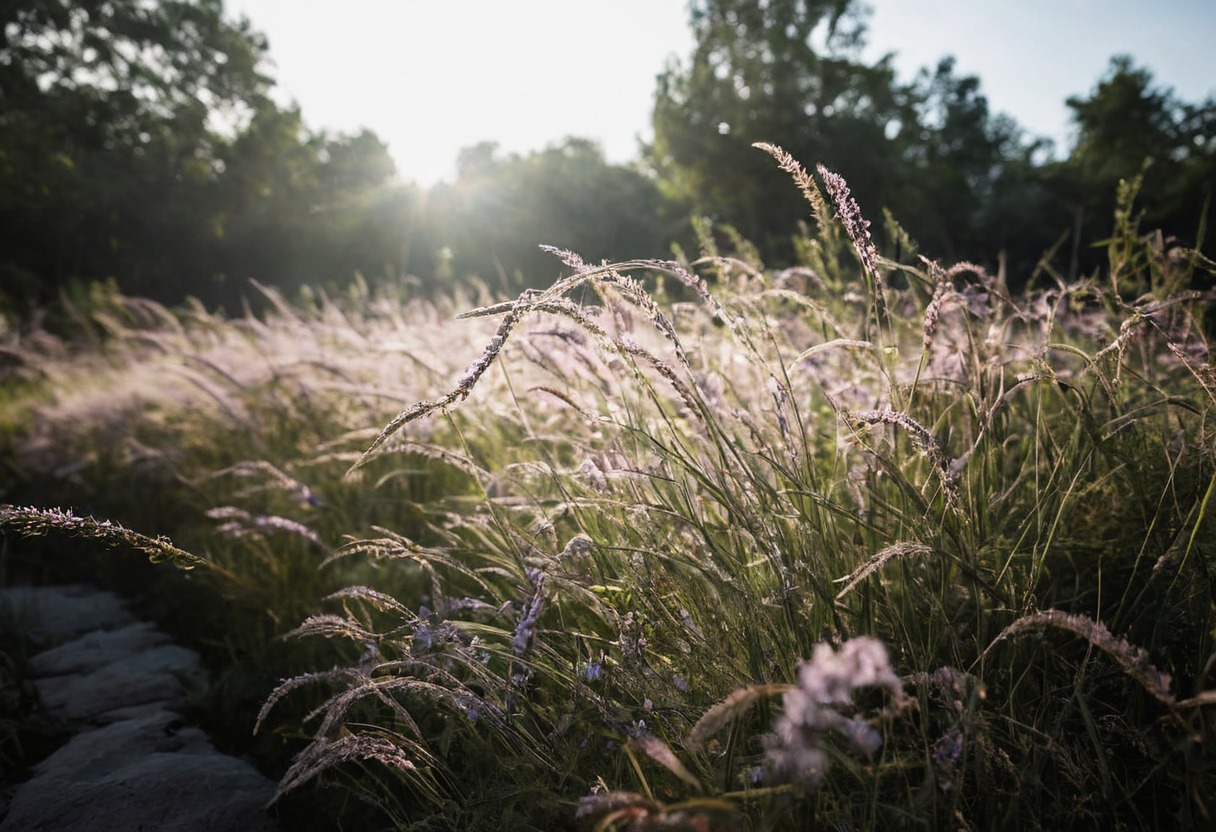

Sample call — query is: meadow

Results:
[3,146,1215,831]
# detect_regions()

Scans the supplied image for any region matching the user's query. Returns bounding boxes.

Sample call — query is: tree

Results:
[1057,56,1215,278]
[0,0,272,303]
[217,113,409,295]
[894,58,1033,264]
[649,2,1216,291]
[649,0,915,261]
[0,0,417,313]
[424,139,670,291]
[648,0,1045,270]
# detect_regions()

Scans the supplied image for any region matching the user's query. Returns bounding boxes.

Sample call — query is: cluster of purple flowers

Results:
[764,637,904,790]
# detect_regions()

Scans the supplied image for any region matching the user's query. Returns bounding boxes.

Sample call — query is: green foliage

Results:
[0,0,411,311]
[5,0,1212,327]
[651,3,1216,288]
[422,139,673,293]
[5,7,1216,821]
[650,0,1037,268]
[215,103,414,298]
[0,0,271,303]
[4,151,1194,829]
[1057,56,1216,279]
[650,0,899,258]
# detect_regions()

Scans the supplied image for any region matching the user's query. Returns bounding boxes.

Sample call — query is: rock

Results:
[0,585,130,646]
[34,632,205,725]
[29,620,172,676]
[0,585,280,831]
[0,707,277,832]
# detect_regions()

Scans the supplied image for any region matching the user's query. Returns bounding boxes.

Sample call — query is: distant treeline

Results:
[2,0,1214,316]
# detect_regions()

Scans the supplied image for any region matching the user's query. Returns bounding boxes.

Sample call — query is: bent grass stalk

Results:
[0,505,202,569]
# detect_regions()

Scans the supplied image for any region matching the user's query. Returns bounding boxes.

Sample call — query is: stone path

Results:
[0,584,279,832]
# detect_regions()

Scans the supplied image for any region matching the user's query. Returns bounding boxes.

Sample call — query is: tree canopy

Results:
[1,0,268,302]
[421,138,670,292]
[1062,56,1216,272]
[650,0,899,257]
[0,0,408,311]
[2,0,1211,318]
[650,0,1214,284]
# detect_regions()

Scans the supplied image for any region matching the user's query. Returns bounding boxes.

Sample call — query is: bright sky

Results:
[224,1,1216,187]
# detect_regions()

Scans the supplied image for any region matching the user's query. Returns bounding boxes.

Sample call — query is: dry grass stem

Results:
[688,684,793,751]
[0,504,202,569]
[984,609,1174,703]
[834,543,934,600]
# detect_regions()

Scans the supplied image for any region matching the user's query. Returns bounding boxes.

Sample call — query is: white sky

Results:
[224,0,1216,187]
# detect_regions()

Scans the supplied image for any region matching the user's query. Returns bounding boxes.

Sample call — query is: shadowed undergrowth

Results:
[2,146,1215,831]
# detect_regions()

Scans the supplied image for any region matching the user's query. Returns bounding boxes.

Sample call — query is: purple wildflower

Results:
[765,637,904,790]
[934,727,964,771]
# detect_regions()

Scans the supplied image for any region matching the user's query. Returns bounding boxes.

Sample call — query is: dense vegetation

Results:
[3,0,1213,316]
[3,1,1216,830]
[4,150,1216,829]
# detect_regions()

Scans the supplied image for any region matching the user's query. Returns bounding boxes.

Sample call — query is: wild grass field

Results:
[3,147,1216,830]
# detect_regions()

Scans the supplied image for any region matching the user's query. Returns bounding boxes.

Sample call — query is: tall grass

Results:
[0,277,506,807]
[2,146,1215,830]
[245,146,1215,829]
